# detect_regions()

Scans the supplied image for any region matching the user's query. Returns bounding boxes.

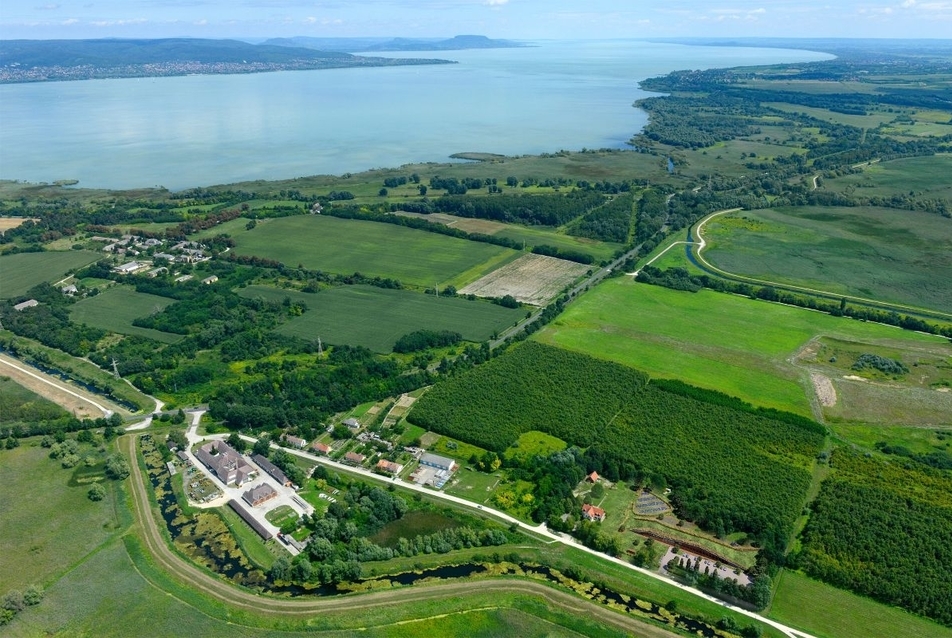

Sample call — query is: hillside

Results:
[0,38,452,83]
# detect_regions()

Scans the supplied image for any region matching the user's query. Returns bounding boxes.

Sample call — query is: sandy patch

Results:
[843,375,866,381]
[938,387,951,393]
[810,372,837,407]
[459,253,589,306]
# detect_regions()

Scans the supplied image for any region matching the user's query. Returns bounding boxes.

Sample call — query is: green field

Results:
[536,279,948,416]
[0,375,69,425]
[224,215,519,288]
[769,571,952,638]
[239,284,525,352]
[0,250,101,299]
[701,206,952,314]
[70,286,183,343]
[0,443,120,593]
[826,154,952,199]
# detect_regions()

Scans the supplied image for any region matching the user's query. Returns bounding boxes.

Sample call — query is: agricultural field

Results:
[0,216,35,232]
[393,211,622,263]
[459,253,590,306]
[69,286,183,344]
[537,278,951,418]
[224,215,520,288]
[700,206,952,315]
[0,250,101,299]
[238,284,524,352]
[769,571,952,638]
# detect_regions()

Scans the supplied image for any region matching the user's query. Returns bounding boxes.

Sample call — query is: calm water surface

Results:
[0,40,830,190]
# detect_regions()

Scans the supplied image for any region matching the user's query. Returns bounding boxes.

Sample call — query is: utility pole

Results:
[111,358,120,377]
[317,337,324,358]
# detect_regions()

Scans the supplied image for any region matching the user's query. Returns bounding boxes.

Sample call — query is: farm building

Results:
[13,299,39,311]
[195,441,255,486]
[113,261,142,274]
[242,483,278,507]
[376,459,403,475]
[344,451,366,465]
[420,453,457,473]
[253,454,291,486]
[202,275,219,285]
[228,500,274,541]
[61,284,78,295]
[581,503,606,522]
[311,442,331,455]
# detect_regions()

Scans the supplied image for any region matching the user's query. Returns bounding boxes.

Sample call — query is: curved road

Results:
[121,434,680,637]
[691,209,952,322]
[169,431,814,638]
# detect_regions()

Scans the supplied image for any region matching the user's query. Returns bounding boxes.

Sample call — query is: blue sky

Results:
[1,0,950,40]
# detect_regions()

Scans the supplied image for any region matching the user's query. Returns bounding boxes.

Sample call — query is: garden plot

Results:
[459,253,589,306]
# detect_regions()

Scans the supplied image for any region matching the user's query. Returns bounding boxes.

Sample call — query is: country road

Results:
[158,431,815,638]
[120,436,682,637]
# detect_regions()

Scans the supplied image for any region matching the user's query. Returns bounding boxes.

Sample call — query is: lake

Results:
[0,40,831,190]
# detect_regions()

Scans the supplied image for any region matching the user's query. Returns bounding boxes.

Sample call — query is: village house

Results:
[283,434,307,449]
[242,483,279,507]
[344,451,366,465]
[61,284,78,296]
[310,442,331,455]
[581,503,606,522]
[195,440,255,486]
[201,275,218,285]
[376,459,403,475]
[343,417,361,429]
[587,471,600,483]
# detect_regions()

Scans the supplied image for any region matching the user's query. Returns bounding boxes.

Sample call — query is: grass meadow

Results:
[826,154,952,200]
[69,286,183,343]
[224,215,519,288]
[536,279,947,417]
[769,570,952,638]
[701,206,952,314]
[239,284,524,352]
[0,442,121,593]
[0,250,101,299]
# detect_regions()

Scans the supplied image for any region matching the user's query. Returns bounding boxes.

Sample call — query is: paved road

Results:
[120,434,682,638]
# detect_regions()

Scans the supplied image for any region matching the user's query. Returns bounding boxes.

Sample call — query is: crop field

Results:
[825,154,952,199]
[0,216,35,232]
[238,284,524,352]
[459,253,589,306]
[393,211,621,263]
[0,250,101,299]
[224,215,519,288]
[763,102,899,129]
[769,571,952,638]
[70,286,183,343]
[700,206,952,314]
[536,279,948,417]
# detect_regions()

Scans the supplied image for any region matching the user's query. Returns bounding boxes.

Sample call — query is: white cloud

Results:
[484,0,509,5]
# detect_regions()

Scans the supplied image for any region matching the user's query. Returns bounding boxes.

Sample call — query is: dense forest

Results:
[409,341,825,557]
[796,450,952,626]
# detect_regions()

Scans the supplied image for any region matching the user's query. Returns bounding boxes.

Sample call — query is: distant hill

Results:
[0,38,452,83]
[264,34,529,52]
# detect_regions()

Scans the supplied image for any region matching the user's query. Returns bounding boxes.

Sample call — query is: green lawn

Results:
[769,570,952,638]
[0,375,69,425]
[239,284,525,352]
[701,206,952,314]
[70,286,183,343]
[536,279,947,416]
[226,215,519,289]
[0,250,101,299]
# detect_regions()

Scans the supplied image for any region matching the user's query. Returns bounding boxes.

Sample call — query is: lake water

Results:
[0,40,831,190]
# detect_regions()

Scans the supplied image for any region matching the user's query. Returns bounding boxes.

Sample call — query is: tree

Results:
[590,482,604,499]
[227,431,247,453]
[88,482,106,501]
[1,591,24,613]
[378,188,388,197]
[104,453,130,480]
[252,436,271,457]
[418,185,427,196]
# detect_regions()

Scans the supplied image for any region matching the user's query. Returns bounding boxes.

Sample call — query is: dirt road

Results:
[0,353,113,419]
